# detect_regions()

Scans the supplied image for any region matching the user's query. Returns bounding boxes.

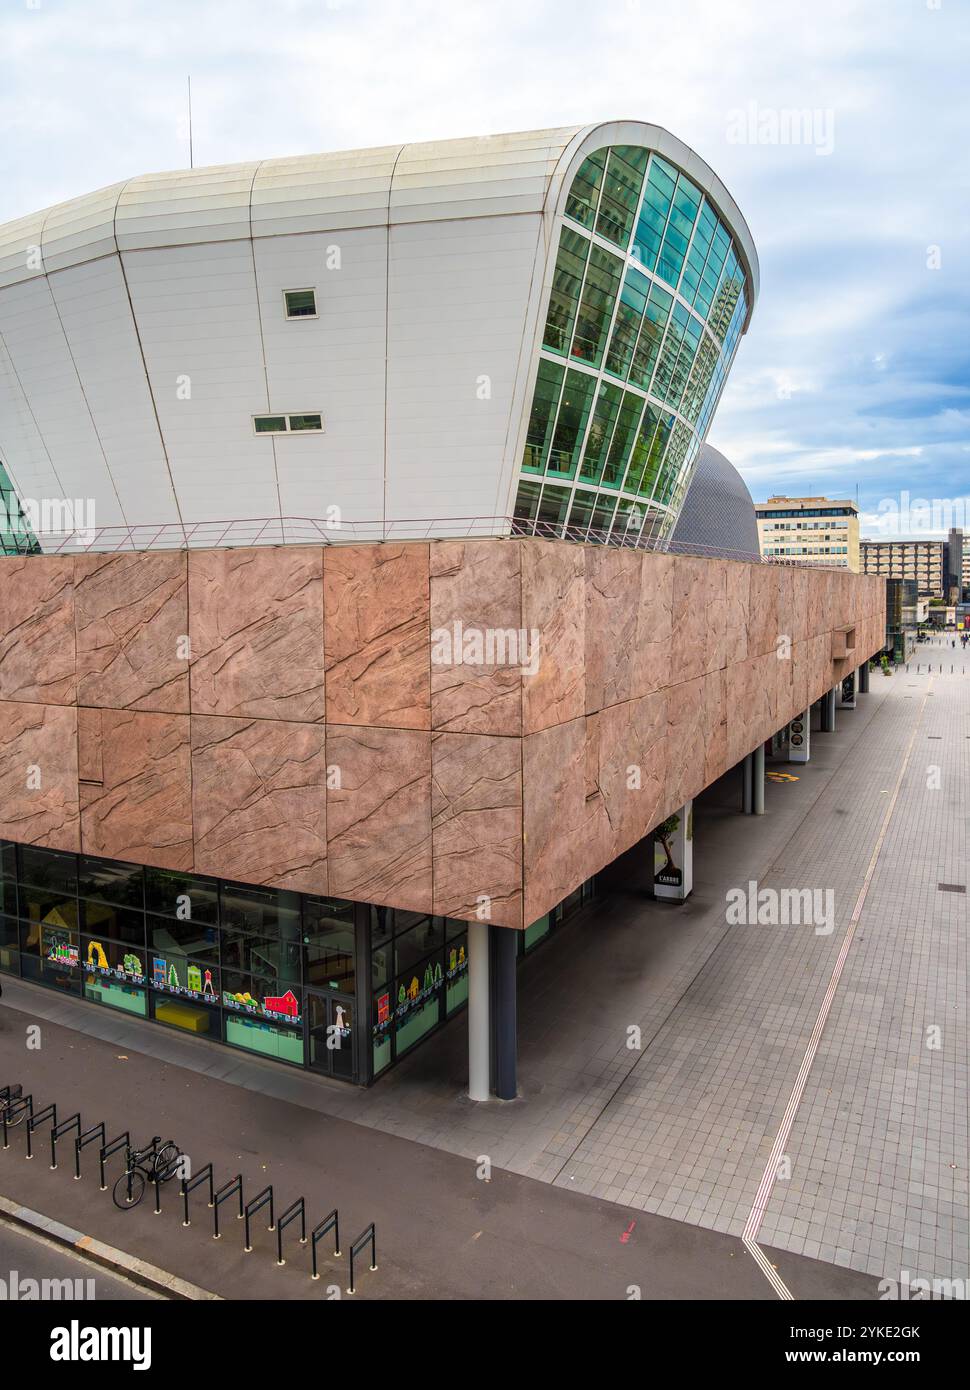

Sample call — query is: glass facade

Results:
[514,145,752,548]
[0,839,598,1086]
[1,460,39,555]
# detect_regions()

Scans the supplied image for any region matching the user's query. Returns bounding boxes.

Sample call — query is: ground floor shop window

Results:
[225,1013,304,1064]
[84,971,147,1016]
[0,837,598,1087]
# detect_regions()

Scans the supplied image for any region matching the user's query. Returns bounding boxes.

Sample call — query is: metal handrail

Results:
[0,513,848,568]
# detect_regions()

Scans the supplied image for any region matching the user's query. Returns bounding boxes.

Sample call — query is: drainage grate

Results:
[938,884,966,894]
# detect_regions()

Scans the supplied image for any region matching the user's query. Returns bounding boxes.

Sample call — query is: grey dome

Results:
[670,444,761,561]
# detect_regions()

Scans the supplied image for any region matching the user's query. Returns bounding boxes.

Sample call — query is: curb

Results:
[0,1194,221,1301]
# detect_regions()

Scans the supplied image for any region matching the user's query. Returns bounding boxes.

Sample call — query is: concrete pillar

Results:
[742,753,753,814]
[467,920,490,1102]
[788,709,811,763]
[820,687,836,732]
[753,745,765,816]
[492,926,518,1101]
[654,801,693,900]
[858,661,869,694]
[838,670,857,709]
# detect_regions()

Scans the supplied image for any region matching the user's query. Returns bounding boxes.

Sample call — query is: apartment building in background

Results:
[755,496,860,571]
[860,537,947,600]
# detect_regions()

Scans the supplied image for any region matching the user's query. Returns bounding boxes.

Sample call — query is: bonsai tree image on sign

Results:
[655,814,682,887]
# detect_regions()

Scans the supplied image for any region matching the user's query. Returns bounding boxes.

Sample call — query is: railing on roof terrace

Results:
[0,514,847,568]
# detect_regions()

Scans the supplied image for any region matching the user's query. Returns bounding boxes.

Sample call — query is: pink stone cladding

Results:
[0,541,886,929]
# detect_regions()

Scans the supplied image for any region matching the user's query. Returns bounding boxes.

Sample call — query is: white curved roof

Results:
[0,123,759,300]
[0,122,758,548]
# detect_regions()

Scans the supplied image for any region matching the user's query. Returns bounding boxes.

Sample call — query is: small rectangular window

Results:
[253,414,324,435]
[284,289,317,319]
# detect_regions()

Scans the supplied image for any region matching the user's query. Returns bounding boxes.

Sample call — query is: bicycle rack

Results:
[243,1186,275,1252]
[2,1085,380,1293]
[347,1223,378,1295]
[74,1121,105,1181]
[50,1112,81,1171]
[311,1209,341,1280]
[98,1132,131,1191]
[180,1163,214,1227]
[25,1102,56,1160]
[276,1196,307,1266]
[212,1174,243,1240]
[1,1094,32,1150]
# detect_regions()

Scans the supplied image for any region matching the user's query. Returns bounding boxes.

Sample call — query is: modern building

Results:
[0,123,886,1099]
[755,497,860,571]
[946,528,964,603]
[860,537,946,598]
[0,121,757,555]
[884,578,919,663]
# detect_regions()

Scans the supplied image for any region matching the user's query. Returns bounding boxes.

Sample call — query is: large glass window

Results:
[564,150,605,230]
[303,898,356,992]
[543,227,590,356]
[595,146,647,250]
[547,369,597,478]
[571,245,623,368]
[519,142,751,549]
[579,383,622,487]
[522,360,565,474]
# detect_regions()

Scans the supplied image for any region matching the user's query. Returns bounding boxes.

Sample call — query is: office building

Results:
[755,497,860,570]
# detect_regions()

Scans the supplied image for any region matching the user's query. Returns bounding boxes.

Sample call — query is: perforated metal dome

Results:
[670,443,761,561]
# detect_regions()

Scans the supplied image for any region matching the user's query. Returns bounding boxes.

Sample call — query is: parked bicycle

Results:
[112,1135,182,1210]
[0,1084,26,1128]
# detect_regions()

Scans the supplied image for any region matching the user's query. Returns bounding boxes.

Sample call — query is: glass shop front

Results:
[0,840,594,1085]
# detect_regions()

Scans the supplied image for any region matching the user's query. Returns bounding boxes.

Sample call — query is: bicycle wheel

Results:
[112,1169,146,1209]
[154,1142,181,1183]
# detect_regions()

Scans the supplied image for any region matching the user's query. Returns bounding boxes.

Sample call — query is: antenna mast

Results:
[187,76,194,169]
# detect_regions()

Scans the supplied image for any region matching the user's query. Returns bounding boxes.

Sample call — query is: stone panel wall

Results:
[0,541,885,928]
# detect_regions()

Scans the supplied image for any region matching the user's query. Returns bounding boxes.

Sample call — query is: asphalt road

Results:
[0,1218,158,1301]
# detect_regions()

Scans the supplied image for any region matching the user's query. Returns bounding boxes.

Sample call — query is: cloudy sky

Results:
[1,0,967,534]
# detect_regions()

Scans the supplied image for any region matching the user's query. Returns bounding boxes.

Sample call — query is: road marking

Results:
[620,1219,636,1243]
[742,678,933,1299]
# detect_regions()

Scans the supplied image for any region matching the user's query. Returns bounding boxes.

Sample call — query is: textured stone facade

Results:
[0,541,885,928]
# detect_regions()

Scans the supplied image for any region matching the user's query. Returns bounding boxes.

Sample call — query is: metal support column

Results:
[492,926,518,1101]
[753,744,765,816]
[467,921,490,1103]
[858,661,869,694]
[742,753,753,814]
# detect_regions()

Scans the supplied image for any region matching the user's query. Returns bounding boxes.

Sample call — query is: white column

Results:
[789,710,811,763]
[467,920,490,1102]
[654,801,694,901]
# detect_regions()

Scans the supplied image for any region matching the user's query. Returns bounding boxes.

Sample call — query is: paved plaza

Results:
[3,638,967,1294]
